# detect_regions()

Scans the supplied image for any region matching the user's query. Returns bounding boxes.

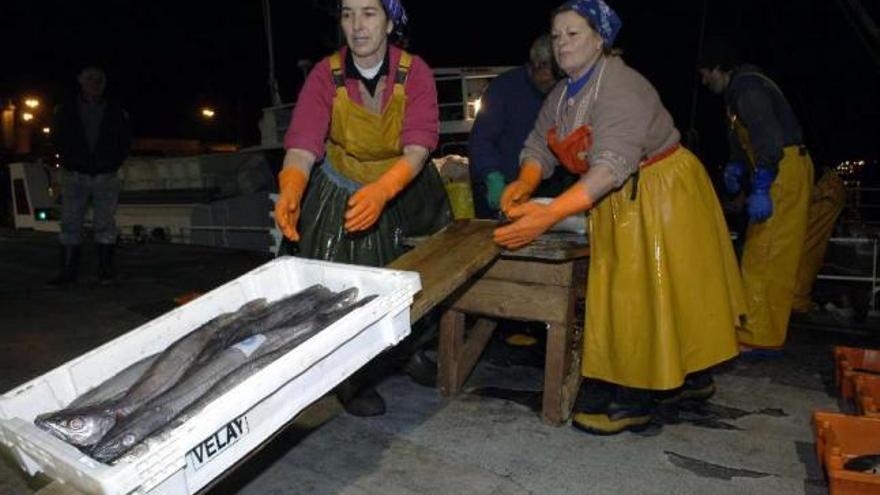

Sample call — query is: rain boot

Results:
[97,243,116,285]
[572,385,657,435]
[657,370,716,407]
[335,375,386,417]
[574,378,614,414]
[402,350,438,388]
[47,245,81,288]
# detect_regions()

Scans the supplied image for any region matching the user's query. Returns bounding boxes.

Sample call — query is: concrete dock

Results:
[1,228,878,495]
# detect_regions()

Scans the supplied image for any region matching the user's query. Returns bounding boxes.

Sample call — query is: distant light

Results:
[42,127,51,134]
[24,98,40,109]
[37,211,48,221]
[201,108,216,119]
[467,97,482,120]
[21,112,34,122]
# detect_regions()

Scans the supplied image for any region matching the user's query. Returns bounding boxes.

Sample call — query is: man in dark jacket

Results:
[468,35,575,219]
[49,66,131,286]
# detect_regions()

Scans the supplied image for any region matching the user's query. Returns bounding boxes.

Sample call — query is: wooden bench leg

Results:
[542,320,582,426]
[541,262,585,426]
[438,309,496,397]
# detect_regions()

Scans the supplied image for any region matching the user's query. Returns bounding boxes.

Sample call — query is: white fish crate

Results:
[0,257,421,495]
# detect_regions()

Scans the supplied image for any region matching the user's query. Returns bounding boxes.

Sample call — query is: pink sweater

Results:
[284,45,439,159]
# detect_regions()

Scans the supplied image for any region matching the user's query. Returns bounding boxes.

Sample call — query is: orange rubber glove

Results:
[494,182,593,249]
[500,160,543,214]
[274,167,309,241]
[345,158,413,232]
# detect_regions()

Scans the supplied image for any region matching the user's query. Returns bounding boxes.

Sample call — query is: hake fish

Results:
[90,289,370,463]
[36,286,333,448]
[68,353,160,410]
[35,298,268,448]
[118,295,379,463]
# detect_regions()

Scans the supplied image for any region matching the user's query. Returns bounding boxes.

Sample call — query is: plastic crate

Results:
[0,257,420,495]
[813,411,880,495]
[854,374,880,418]
[834,346,880,400]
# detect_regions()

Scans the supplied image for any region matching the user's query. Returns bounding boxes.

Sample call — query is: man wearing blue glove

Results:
[468,35,575,218]
[699,40,813,353]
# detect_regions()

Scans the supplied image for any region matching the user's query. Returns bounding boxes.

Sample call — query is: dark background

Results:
[3,0,878,171]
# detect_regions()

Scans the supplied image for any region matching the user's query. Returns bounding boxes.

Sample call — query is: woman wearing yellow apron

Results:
[495,0,745,435]
[274,0,451,415]
[698,47,814,353]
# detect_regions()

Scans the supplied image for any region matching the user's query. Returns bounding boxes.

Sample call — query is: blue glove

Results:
[747,168,777,222]
[485,171,506,210]
[723,161,747,194]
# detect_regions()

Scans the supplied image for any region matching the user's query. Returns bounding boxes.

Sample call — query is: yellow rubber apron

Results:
[325,51,411,184]
[582,147,744,390]
[792,169,845,312]
[294,50,451,266]
[732,116,813,348]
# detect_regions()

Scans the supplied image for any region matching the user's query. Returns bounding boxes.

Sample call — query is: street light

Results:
[22,112,34,122]
[24,98,40,109]
[201,107,216,119]
[42,127,51,134]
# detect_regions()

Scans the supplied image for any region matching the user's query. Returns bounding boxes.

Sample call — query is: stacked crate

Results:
[812,346,880,494]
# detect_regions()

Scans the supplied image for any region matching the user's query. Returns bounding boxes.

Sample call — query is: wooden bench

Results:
[391,220,588,426]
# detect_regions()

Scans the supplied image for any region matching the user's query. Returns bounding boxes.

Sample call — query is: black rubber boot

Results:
[47,245,81,288]
[336,378,386,417]
[574,378,615,414]
[402,350,438,388]
[657,370,716,407]
[97,243,116,285]
[572,386,657,435]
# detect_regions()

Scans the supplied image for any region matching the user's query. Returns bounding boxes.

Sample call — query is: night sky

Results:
[4,0,879,170]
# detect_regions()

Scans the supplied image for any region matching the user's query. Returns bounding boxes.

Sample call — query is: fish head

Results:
[35,409,116,447]
[90,430,140,463]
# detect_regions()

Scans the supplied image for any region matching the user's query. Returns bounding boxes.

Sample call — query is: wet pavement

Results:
[1,228,879,495]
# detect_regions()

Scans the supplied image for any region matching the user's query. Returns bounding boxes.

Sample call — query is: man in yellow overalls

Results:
[699,43,815,353]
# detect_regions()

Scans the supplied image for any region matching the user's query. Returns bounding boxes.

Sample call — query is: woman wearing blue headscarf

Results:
[495,0,746,435]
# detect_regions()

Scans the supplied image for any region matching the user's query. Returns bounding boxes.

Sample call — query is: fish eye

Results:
[123,434,136,446]
[69,418,84,430]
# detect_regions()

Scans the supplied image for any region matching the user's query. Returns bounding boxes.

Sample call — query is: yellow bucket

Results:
[444,181,475,220]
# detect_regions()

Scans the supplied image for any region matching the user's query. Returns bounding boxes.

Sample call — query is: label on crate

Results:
[186,415,250,471]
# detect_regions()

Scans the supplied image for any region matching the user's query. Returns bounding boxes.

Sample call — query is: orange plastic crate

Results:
[834,346,880,400]
[854,374,880,418]
[813,411,880,495]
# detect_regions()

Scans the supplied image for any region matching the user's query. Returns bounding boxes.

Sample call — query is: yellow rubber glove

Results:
[494,182,593,249]
[500,160,543,214]
[274,167,309,241]
[345,158,413,232]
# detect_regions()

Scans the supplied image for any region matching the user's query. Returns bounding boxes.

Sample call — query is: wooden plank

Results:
[450,279,570,324]
[501,232,589,261]
[388,220,501,323]
[482,258,574,287]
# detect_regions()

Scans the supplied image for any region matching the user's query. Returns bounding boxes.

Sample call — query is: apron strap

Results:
[395,51,412,86]
[329,52,346,90]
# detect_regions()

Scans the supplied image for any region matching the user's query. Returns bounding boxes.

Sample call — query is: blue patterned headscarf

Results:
[381,0,408,28]
[562,0,622,47]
